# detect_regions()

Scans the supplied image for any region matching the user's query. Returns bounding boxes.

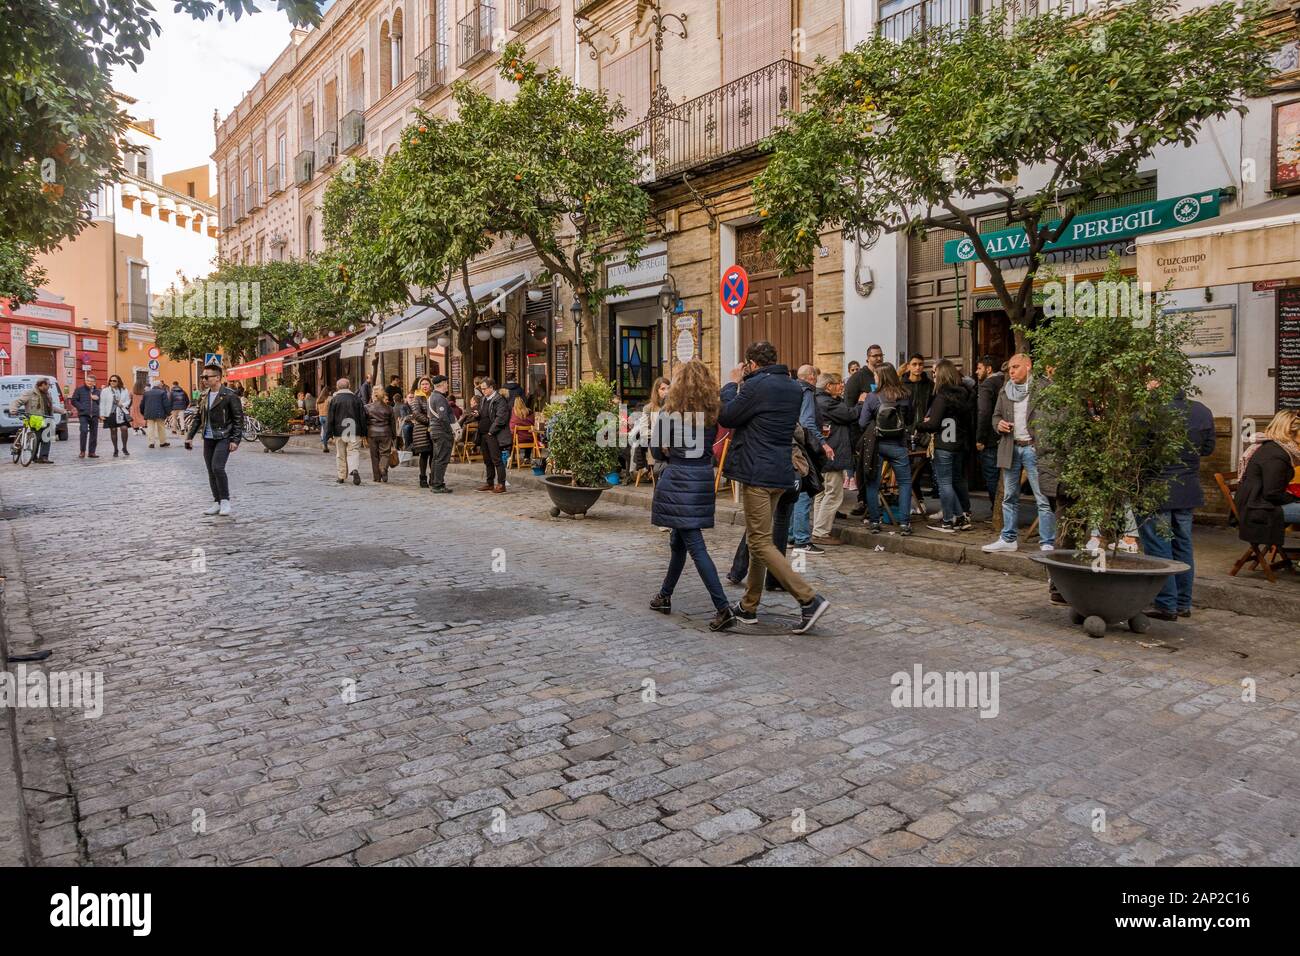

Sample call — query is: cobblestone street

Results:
[2,443,1298,867]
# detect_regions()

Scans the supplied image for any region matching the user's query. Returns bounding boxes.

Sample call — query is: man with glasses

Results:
[184,364,243,516]
[845,344,885,516]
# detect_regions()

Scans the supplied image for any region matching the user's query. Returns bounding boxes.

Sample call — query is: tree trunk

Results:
[582,303,603,382]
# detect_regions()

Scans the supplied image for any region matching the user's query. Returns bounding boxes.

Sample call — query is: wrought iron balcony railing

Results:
[221,203,234,231]
[417,42,449,97]
[878,0,1099,43]
[316,131,339,169]
[341,110,365,152]
[246,182,262,211]
[234,194,246,221]
[294,149,315,186]
[458,2,495,69]
[509,0,550,31]
[629,59,812,185]
[266,163,282,195]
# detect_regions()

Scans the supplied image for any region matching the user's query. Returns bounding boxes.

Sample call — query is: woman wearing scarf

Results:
[1235,409,1300,553]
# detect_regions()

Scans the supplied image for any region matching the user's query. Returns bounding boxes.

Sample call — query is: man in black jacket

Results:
[141,380,172,448]
[71,373,100,459]
[974,355,1005,498]
[846,344,884,516]
[168,380,189,435]
[427,375,455,493]
[1139,393,1216,621]
[327,377,368,486]
[476,377,511,493]
[185,364,244,516]
[812,372,856,544]
[719,340,829,635]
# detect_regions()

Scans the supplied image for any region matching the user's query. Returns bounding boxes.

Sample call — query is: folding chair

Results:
[713,434,738,501]
[509,423,540,469]
[1215,471,1288,583]
[458,422,481,463]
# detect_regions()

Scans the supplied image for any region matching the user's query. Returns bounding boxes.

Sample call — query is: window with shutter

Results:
[721,0,791,84]
[600,43,651,130]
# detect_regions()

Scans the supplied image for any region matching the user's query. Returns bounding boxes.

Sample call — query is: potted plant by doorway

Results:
[541,379,621,518]
[248,385,296,452]
[1027,257,1203,638]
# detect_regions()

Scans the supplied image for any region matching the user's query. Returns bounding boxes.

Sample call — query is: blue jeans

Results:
[320,416,329,446]
[1138,509,1194,613]
[979,445,1000,498]
[660,528,728,611]
[1283,502,1300,524]
[932,449,971,523]
[789,492,812,545]
[867,442,911,525]
[1000,444,1055,546]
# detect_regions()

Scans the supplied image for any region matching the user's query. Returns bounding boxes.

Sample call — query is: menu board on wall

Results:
[1279,288,1300,409]
[504,349,518,385]
[450,353,462,399]
[554,344,571,390]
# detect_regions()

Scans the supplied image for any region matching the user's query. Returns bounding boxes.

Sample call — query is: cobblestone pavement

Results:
[2,442,1298,867]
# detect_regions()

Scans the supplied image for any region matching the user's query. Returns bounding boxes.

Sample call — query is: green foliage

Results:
[1030,257,1203,547]
[0,237,47,305]
[543,379,621,488]
[248,386,298,434]
[755,0,1271,341]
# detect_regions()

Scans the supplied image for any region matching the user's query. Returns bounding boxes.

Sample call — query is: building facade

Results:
[29,104,219,401]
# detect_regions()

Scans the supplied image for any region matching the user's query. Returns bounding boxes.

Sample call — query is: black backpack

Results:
[875,400,907,442]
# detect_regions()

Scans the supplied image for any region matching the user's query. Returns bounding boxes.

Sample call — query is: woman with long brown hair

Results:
[858,362,915,535]
[648,359,734,631]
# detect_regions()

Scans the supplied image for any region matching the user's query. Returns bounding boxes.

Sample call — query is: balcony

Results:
[294,149,315,186]
[877,0,1099,43]
[316,131,339,169]
[417,42,449,98]
[508,0,550,31]
[234,194,247,221]
[458,2,495,69]
[630,59,812,185]
[246,182,262,212]
[266,163,282,195]
[341,110,365,152]
[221,203,234,232]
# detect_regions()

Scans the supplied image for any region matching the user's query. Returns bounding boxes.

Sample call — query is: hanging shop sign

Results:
[944,190,1223,265]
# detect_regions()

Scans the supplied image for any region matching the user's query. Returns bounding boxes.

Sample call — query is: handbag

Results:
[389,448,400,467]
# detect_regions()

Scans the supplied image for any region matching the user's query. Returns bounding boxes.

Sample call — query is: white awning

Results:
[339,329,372,359]
[372,273,531,353]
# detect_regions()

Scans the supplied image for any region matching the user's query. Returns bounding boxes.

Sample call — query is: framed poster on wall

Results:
[669,310,702,374]
[1165,304,1236,358]
[1273,99,1300,192]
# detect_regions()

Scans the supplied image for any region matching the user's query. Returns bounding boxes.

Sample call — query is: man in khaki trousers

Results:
[718,341,830,635]
[325,378,367,486]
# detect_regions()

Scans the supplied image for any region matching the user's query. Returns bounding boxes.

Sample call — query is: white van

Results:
[0,375,69,442]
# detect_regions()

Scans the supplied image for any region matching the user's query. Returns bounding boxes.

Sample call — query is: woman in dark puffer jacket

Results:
[649,359,735,632]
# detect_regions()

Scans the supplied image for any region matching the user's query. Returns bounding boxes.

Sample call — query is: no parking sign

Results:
[720,264,749,315]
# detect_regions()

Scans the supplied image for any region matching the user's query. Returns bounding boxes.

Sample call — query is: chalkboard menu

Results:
[504,349,518,385]
[450,353,462,399]
[554,344,571,389]
[1279,288,1300,409]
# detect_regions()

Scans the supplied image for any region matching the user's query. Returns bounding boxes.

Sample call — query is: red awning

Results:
[225,358,265,381]
[225,345,298,381]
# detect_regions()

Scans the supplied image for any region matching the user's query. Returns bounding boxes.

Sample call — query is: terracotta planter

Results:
[1029,548,1189,638]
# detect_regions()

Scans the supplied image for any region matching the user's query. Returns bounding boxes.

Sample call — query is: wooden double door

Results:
[736,271,813,371]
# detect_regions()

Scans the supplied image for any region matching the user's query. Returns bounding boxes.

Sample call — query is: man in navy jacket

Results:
[1138,392,1215,621]
[719,340,829,634]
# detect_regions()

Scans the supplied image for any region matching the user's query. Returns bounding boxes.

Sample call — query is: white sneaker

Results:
[218,499,231,517]
[1040,544,1055,552]
[1108,538,1139,554]
[203,503,221,516]
[982,538,1018,553]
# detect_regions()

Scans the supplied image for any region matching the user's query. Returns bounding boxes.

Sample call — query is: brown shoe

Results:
[79,452,85,459]
[493,485,506,494]
[812,536,843,546]
[476,484,495,492]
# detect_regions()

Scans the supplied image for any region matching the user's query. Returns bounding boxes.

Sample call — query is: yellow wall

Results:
[162,166,215,206]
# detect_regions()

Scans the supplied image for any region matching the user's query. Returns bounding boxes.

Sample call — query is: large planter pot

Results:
[258,433,290,452]
[544,475,606,518]
[1029,549,1190,638]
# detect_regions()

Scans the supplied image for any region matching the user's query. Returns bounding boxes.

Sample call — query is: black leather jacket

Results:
[186,387,244,444]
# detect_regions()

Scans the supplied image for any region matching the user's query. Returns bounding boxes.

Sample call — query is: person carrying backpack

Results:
[858,363,915,535]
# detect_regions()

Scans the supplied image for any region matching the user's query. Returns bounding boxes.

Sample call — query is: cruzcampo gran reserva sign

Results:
[943,190,1222,265]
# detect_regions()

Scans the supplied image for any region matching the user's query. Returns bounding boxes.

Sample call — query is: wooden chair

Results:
[713,434,739,501]
[458,421,481,463]
[509,423,540,469]
[1215,471,1292,583]
[634,464,655,487]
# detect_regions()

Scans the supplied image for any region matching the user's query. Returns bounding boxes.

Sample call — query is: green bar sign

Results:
[943,190,1222,265]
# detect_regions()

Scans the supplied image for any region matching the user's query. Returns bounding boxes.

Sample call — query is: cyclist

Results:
[8,378,58,464]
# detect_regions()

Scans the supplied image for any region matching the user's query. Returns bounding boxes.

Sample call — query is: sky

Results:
[110,2,328,186]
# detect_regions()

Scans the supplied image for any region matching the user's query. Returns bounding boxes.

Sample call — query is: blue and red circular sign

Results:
[720,264,749,315]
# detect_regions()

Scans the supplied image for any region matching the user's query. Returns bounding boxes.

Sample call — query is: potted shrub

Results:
[248,385,297,452]
[1027,258,1200,637]
[541,379,621,517]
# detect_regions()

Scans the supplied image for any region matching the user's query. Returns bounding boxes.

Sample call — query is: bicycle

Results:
[241,415,263,443]
[10,415,42,467]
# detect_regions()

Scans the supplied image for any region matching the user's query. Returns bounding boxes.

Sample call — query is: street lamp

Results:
[657,273,679,313]
[475,326,490,342]
[489,322,505,339]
